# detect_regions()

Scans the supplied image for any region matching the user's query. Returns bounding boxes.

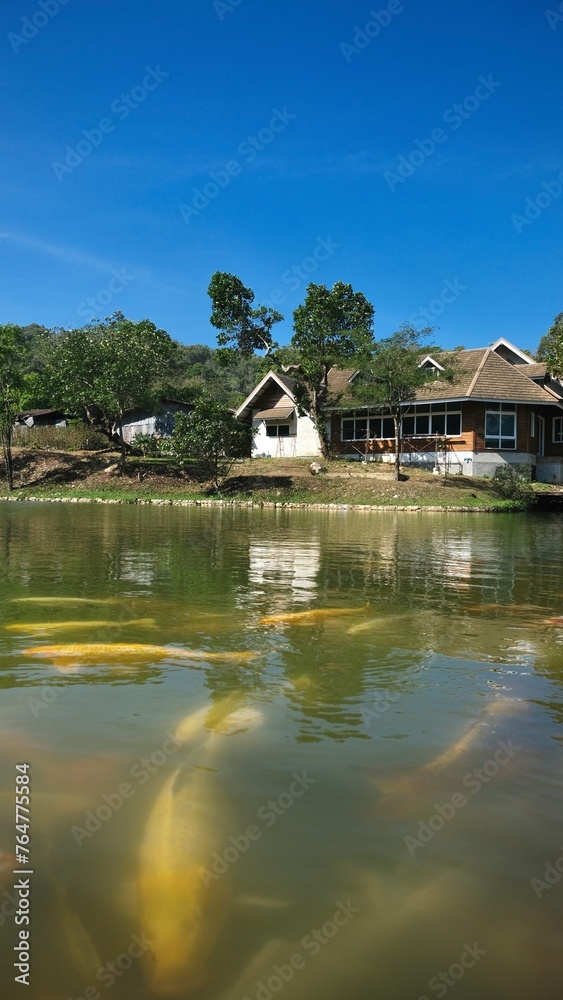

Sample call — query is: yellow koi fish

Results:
[139,705,263,995]
[11,597,117,605]
[259,603,369,625]
[5,618,156,633]
[21,643,259,665]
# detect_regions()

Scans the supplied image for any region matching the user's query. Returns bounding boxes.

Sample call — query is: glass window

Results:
[342,420,355,441]
[485,405,516,449]
[382,417,395,438]
[402,416,415,436]
[355,419,367,440]
[553,417,563,443]
[416,414,430,435]
[446,412,461,436]
[432,413,446,435]
[266,424,290,438]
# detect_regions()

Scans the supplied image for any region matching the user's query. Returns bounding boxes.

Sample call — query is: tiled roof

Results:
[520,362,547,379]
[327,349,560,408]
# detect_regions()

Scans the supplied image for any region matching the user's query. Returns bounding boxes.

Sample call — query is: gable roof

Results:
[235,370,297,422]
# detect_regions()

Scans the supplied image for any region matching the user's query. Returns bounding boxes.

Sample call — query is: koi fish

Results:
[21,644,260,665]
[259,604,369,625]
[545,617,563,626]
[11,597,117,605]
[139,705,263,995]
[5,618,156,633]
[375,697,524,816]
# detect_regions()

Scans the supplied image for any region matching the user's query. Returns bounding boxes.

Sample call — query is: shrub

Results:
[13,424,107,452]
[492,464,536,507]
[132,433,162,457]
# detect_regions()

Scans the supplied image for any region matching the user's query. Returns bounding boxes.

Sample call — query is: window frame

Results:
[401,403,462,439]
[484,403,517,451]
[341,412,395,442]
[265,424,291,438]
[553,416,563,444]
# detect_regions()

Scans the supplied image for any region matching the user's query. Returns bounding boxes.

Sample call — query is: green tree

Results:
[208,272,282,358]
[538,313,563,376]
[169,401,253,490]
[289,281,375,458]
[0,324,29,490]
[352,325,449,481]
[43,313,176,472]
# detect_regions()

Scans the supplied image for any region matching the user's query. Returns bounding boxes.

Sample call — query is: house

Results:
[235,339,563,482]
[14,408,68,430]
[120,399,194,444]
[235,371,319,457]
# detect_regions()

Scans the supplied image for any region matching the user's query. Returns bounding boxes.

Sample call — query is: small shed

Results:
[120,399,194,444]
[14,409,68,430]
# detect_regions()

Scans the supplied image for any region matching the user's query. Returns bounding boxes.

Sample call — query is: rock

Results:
[309,462,327,475]
[103,463,119,475]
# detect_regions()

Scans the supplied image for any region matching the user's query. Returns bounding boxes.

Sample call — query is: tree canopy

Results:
[351,325,450,479]
[208,272,283,358]
[537,312,563,376]
[169,400,253,490]
[288,281,375,457]
[43,313,176,469]
[0,324,30,489]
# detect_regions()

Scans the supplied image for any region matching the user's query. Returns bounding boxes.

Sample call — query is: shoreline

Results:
[0,494,506,513]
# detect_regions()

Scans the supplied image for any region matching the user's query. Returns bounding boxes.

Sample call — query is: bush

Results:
[169,401,253,489]
[492,464,536,507]
[132,433,162,457]
[13,424,107,452]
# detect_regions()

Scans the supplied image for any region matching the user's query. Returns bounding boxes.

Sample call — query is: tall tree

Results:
[0,324,29,490]
[351,325,448,481]
[537,313,563,375]
[208,272,282,358]
[43,313,176,472]
[289,281,375,458]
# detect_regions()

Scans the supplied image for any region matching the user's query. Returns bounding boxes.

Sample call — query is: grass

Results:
[0,450,548,510]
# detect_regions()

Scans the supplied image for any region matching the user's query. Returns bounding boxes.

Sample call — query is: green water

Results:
[0,502,562,999]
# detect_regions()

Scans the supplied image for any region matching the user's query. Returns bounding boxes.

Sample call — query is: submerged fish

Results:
[139,705,263,995]
[11,597,117,605]
[5,618,156,633]
[174,700,264,744]
[21,643,259,665]
[375,697,524,816]
[545,617,563,626]
[259,603,369,625]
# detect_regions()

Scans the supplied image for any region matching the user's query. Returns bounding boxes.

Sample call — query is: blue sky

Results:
[2,0,562,353]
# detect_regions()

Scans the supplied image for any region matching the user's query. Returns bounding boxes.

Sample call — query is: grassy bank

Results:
[0,449,555,510]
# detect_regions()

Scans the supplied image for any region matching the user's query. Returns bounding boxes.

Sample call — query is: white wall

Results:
[251,410,321,458]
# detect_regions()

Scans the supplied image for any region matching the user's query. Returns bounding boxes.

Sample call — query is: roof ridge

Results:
[466,348,491,397]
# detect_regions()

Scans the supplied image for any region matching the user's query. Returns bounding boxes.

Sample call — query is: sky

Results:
[1,0,562,353]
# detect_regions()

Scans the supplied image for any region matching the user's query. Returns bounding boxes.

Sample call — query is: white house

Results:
[235,371,321,458]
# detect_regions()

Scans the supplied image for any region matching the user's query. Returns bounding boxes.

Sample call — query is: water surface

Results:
[0,503,562,999]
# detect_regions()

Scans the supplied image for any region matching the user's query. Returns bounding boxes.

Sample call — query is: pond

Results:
[0,502,562,999]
